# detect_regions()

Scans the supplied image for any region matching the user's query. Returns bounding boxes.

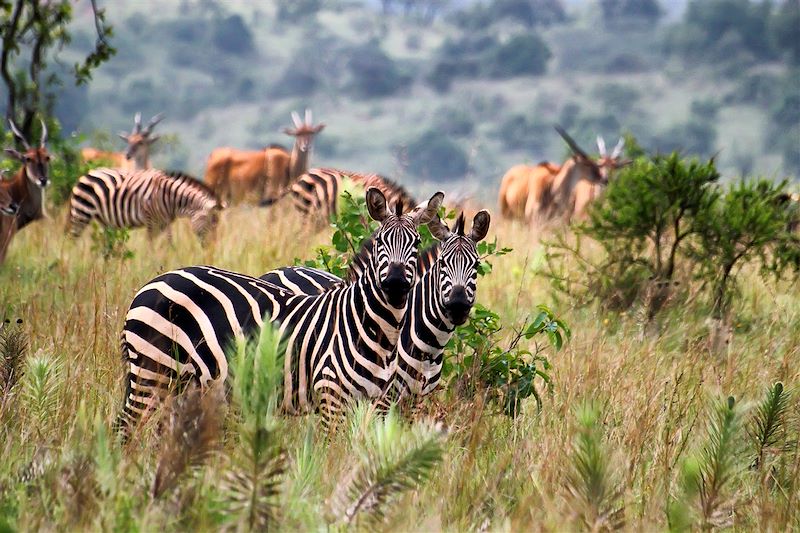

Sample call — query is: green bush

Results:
[406,131,468,182]
[493,114,549,152]
[483,34,551,79]
[542,148,797,324]
[346,43,411,99]
[212,15,254,55]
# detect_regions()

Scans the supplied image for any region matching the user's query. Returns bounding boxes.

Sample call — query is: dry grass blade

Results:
[151,386,222,498]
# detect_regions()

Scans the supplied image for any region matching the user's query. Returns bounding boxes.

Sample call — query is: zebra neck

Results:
[393,265,453,397]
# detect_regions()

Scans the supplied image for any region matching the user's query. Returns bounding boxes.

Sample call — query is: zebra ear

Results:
[468,210,491,243]
[410,191,444,226]
[366,187,389,221]
[427,215,451,241]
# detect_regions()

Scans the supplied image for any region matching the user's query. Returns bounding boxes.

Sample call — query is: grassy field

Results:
[0,197,798,531]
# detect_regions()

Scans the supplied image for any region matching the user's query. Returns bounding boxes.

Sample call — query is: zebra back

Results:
[117,189,444,437]
[284,168,417,223]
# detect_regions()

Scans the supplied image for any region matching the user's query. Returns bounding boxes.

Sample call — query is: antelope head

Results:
[283,108,325,153]
[4,119,51,188]
[119,112,163,161]
[554,125,629,184]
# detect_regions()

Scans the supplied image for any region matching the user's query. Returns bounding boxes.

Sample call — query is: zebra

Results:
[261,167,417,224]
[261,210,491,402]
[67,168,226,242]
[116,188,444,436]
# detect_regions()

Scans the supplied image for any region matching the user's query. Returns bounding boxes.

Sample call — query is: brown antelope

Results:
[0,175,19,217]
[498,161,561,220]
[1,119,51,264]
[529,126,628,224]
[204,109,325,204]
[80,112,163,170]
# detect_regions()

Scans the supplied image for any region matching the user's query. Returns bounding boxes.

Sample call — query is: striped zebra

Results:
[261,210,491,401]
[67,168,226,241]
[262,168,417,224]
[116,188,444,436]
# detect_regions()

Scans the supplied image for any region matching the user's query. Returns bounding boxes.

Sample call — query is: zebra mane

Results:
[163,170,219,198]
[377,174,417,213]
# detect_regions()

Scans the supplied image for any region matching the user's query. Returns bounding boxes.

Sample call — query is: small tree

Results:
[0,0,115,140]
[690,178,791,320]
[544,152,719,316]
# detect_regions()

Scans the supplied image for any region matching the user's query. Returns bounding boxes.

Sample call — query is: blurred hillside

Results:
[43,0,800,195]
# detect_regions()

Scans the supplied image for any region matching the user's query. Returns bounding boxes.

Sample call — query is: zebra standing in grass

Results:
[116,188,443,436]
[262,210,491,401]
[67,168,226,241]
[262,168,417,224]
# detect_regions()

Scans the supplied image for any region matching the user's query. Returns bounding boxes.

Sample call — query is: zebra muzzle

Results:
[444,287,472,325]
[381,263,412,307]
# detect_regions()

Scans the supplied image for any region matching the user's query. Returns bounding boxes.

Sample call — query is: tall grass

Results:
[0,204,797,530]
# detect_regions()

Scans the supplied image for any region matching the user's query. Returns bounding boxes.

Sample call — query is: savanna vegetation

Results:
[1,0,800,531]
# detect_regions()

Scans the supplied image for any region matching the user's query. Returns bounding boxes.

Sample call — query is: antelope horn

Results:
[305,108,312,125]
[291,111,302,128]
[611,137,625,158]
[597,135,606,156]
[8,120,30,149]
[133,112,142,133]
[40,118,48,146]
[554,125,590,160]
[144,112,164,134]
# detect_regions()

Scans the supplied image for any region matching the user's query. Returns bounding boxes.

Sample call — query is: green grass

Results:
[0,201,798,531]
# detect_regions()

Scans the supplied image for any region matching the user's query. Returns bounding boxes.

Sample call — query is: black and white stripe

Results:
[262,211,492,402]
[263,168,417,224]
[116,189,443,436]
[67,168,225,240]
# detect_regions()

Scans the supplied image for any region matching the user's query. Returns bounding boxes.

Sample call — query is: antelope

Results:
[498,161,561,220]
[1,119,51,264]
[0,176,19,217]
[204,109,325,205]
[80,112,163,170]
[529,126,628,224]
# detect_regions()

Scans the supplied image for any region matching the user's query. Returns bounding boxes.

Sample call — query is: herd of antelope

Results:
[0,107,640,265]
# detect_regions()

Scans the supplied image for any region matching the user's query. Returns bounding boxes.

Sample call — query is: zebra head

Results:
[428,210,491,326]
[365,187,444,308]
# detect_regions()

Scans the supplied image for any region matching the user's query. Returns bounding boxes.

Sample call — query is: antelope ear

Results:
[468,210,491,243]
[427,215,451,241]
[366,187,389,222]
[314,123,326,133]
[3,148,23,161]
[411,191,444,226]
[147,135,161,144]
[118,133,129,141]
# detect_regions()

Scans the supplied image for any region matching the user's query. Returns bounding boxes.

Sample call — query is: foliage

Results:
[664,0,798,68]
[427,31,551,90]
[297,190,377,278]
[346,42,412,99]
[450,0,567,30]
[406,130,468,182]
[0,0,115,140]
[212,14,254,55]
[543,153,719,314]
[565,402,625,531]
[0,318,26,397]
[600,0,662,25]
[333,404,445,527]
[276,0,322,23]
[749,382,791,471]
[444,303,567,417]
[668,396,745,531]
[90,225,134,261]
[223,325,287,531]
[690,178,792,319]
[493,113,550,151]
[483,34,551,79]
